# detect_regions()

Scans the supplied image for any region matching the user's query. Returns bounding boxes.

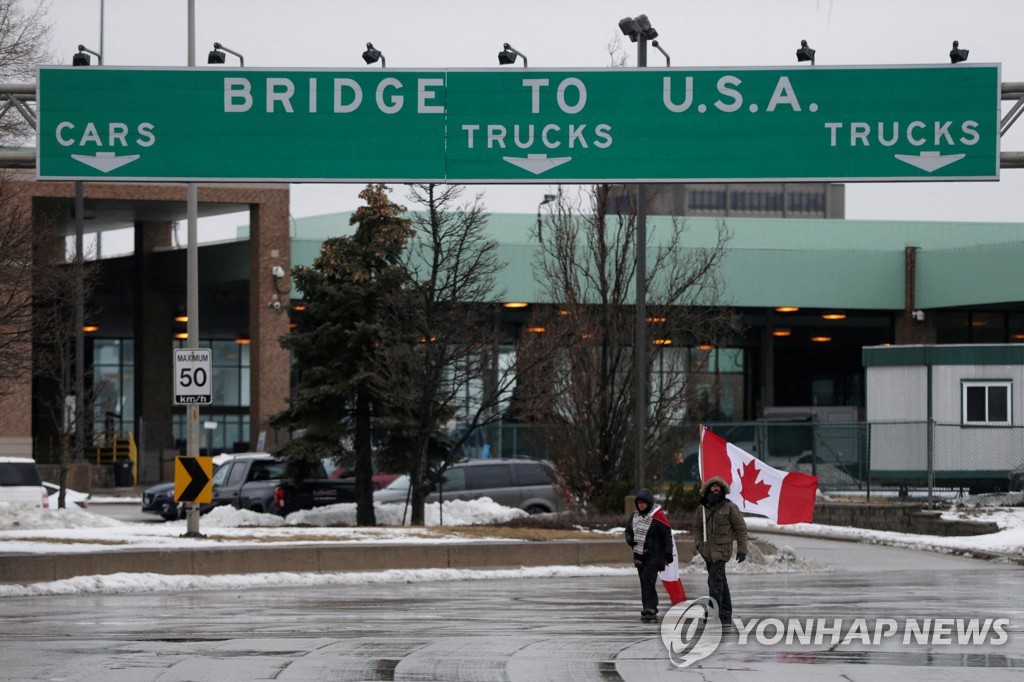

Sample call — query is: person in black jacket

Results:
[624,488,674,622]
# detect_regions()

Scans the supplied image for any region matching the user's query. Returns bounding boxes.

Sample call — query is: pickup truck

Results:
[206,453,356,516]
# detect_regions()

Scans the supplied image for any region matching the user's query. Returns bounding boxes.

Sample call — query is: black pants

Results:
[635,557,662,614]
[706,560,732,621]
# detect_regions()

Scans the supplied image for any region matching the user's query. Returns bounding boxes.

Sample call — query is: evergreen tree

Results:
[272,184,412,526]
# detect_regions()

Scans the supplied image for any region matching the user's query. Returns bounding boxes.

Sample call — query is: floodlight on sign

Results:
[498,43,527,67]
[618,17,639,42]
[209,42,244,67]
[950,40,969,64]
[796,39,816,64]
[73,44,101,66]
[362,42,385,67]
[634,14,658,40]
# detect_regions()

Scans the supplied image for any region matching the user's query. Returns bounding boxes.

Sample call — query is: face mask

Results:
[706,491,723,504]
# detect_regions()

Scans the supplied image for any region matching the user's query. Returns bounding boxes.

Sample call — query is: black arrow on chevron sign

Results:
[177,457,211,502]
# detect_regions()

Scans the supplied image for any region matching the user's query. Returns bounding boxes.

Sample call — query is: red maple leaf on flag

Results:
[736,459,772,507]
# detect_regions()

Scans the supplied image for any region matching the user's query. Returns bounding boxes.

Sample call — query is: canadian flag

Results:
[699,426,818,525]
[651,504,686,605]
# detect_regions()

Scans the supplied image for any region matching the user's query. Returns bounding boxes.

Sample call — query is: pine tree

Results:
[273,184,412,526]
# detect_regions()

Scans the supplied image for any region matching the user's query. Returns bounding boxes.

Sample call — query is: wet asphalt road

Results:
[0,535,1021,681]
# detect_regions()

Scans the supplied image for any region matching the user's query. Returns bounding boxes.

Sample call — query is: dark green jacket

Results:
[692,475,749,562]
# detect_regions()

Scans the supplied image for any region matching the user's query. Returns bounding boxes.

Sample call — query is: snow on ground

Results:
[744,505,1024,559]
[1,498,1022,598]
[0,498,527,554]
[0,565,634,599]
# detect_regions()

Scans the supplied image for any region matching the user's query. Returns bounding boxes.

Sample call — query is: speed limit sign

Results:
[173,348,213,405]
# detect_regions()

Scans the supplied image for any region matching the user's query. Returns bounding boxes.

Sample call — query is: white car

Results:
[42,482,90,510]
[0,456,47,508]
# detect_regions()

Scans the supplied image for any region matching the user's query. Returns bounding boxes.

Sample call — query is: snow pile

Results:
[746,509,1024,559]
[202,505,286,528]
[287,497,527,527]
[0,565,632,599]
[0,497,533,554]
[0,502,124,531]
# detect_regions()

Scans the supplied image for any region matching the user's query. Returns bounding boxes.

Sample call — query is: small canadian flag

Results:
[699,426,818,525]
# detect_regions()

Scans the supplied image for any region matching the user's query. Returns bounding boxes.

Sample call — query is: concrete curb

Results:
[0,539,672,585]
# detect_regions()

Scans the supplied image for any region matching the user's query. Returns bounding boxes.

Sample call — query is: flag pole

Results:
[699,425,707,544]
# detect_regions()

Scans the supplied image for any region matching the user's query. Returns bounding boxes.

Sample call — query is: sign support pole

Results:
[184,0,201,537]
[74,181,85,464]
[634,38,648,489]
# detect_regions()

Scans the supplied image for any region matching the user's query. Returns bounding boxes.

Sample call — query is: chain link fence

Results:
[37,414,1024,502]
[703,420,1024,507]
[435,419,1024,507]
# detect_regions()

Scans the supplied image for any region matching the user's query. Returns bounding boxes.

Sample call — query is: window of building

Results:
[650,346,745,421]
[688,189,727,212]
[91,339,135,437]
[970,312,1006,344]
[935,311,970,344]
[962,381,1011,425]
[787,192,825,215]
[729,191,784,214]
[174,412,250,454]
[448,346,516,424]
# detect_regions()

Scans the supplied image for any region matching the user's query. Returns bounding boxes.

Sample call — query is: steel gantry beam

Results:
[1000,81,1024,168]
[0,83,37,168]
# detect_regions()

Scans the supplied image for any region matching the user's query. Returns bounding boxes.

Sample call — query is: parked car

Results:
[0,456,47,508]
[327,464,400,491]
[141,481,183,520]
[41,482,90,510]
[206,453,356,516]
[373,458,565,514]
[143,453,357,519]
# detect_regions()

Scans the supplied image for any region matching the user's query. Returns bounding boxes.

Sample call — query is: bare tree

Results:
[0,2,56,386]
[0,173,38,391]
[374,183,516,525]
[32,218,104,509]
[512,185,739,506]
[0,0,52,146]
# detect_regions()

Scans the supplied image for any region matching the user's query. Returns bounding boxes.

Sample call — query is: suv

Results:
[374,459,565,514]
[0,456,47,508]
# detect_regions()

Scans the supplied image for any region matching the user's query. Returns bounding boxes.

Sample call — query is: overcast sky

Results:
[37,0,1024,236]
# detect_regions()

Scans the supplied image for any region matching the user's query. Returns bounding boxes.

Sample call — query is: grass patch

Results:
[0,537,129,546]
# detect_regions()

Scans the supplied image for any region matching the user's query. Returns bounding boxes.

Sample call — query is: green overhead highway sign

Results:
[37,64,1000,183]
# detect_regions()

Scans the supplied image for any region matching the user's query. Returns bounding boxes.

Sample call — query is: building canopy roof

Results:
[286,212,1024,311]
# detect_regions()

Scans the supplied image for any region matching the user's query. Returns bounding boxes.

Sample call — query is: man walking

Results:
[693,476,748,623]
[624,488,674,622]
